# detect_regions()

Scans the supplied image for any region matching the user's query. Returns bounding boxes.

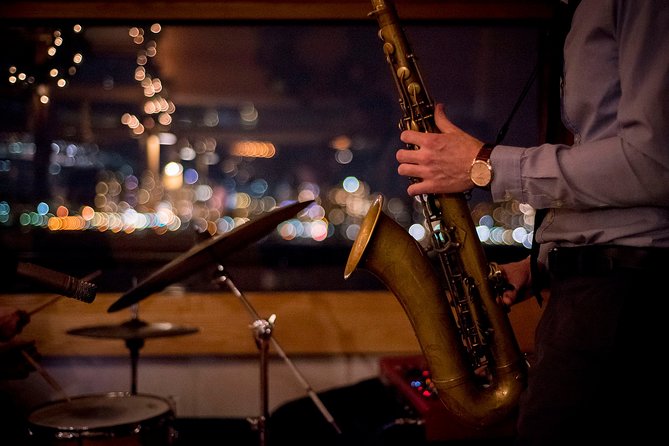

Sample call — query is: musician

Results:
[0,307,35,379]
[0,307,30,342]
[397,1,669,444]
[0,306,37,444]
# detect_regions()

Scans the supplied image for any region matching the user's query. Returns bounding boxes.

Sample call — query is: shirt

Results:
[491,0,669,259]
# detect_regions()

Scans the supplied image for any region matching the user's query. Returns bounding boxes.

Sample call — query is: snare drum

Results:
[26,392,176,445]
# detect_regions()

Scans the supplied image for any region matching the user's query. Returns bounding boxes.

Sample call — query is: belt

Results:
[548,245,669,277]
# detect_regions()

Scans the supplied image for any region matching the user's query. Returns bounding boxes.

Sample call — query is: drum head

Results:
[28,393,172,431]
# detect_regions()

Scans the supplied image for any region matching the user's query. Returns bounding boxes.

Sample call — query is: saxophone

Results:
[345,0,527,429]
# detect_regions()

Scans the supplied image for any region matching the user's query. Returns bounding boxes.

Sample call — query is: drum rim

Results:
[27,391,174,436]
[29,391,172,411]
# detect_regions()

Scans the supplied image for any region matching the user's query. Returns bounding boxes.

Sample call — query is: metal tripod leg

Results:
[214,266,342,446]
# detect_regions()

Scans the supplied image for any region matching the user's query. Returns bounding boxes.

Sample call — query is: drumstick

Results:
[26,296,62,316]
[21,350,71,402]
[27,270,102,316]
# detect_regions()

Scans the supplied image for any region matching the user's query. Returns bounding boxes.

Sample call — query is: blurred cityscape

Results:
[0,21,543,291]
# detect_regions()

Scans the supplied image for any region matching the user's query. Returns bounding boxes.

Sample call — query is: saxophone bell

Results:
[346,195,525,429]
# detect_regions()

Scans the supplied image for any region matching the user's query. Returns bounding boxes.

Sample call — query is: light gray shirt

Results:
[490,0,669,259]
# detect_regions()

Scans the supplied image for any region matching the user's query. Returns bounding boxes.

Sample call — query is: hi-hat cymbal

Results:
[107,199,313,313]
[67,318,199,340]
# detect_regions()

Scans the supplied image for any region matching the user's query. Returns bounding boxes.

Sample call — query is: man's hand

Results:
[498,256,534,307]
[0,339,38,380]
[0,308,30,342]
[397,103,484,196]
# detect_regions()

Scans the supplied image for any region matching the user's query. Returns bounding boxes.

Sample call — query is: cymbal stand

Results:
[214,266,342,446]
[126,303,144,395]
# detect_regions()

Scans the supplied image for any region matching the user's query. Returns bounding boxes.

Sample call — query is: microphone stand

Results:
[213,266,342,446]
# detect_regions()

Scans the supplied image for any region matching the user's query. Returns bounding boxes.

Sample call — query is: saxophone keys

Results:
[407,82,421,96]
[382,41,395,55]
[396,65,410,79]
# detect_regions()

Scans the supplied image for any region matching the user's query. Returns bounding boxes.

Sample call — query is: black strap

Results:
[494,62,538,145]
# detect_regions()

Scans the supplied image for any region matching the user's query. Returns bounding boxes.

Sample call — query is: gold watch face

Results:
[470,160,492,187]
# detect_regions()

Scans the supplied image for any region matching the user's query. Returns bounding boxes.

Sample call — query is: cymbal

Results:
[107,199,313,313]
[67,318,199,340]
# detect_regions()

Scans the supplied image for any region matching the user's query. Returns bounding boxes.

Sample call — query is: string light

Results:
[122,23,176,137]
[5,25,85,102]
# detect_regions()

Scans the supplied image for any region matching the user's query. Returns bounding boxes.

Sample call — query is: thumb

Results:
[434,103,458,133]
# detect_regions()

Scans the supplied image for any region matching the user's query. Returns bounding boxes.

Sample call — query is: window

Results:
[0,16,547,292]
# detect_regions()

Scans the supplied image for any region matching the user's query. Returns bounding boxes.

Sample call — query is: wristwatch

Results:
[469,143,495,188]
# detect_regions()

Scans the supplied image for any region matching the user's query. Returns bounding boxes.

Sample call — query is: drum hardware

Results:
[107,200,314,313]
[66,305,199,395]
[102,199,320,444]
[215,267,342,446]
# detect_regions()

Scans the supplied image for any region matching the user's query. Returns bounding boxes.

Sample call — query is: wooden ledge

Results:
[1,290,542,357]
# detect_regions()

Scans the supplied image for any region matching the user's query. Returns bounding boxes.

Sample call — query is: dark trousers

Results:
[515,247,667,445]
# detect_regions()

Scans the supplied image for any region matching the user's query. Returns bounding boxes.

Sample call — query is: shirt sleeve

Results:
[490,0,669,210]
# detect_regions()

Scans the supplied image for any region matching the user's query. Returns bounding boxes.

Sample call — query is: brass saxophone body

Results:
[345,0,527,429]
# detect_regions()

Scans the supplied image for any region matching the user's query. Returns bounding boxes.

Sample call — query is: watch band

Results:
[476,143,495,163]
